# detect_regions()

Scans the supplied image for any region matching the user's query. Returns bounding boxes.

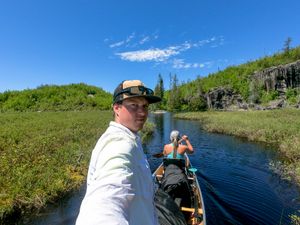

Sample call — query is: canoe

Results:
[152,155,206,225]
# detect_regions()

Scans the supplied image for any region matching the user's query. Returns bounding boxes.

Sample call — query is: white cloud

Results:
[191,36,224,48]
[108,32,160,49]
[115,42,194,63]
[173,59,186,68]
[172,59,213,69]
[109,33,224,70]
[109,41,125,48]
[181,42,192,50]
[109,32,136,48]
[117,47,180,62]
[139,36,150,45]
[126,33,135,42]
[109,34,223,50]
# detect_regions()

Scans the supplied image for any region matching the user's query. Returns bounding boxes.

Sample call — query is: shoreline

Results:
[174,109,300,187]
[0,111,158,224]
[1,109,300,224]
[0,111,112,224]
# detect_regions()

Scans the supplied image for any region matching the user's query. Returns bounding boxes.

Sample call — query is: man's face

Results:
[114,97,149,133]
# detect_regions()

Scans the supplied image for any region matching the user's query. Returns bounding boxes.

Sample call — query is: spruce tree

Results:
[154,74,164,109]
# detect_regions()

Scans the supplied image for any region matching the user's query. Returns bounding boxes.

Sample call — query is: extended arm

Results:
[76,140,135,225]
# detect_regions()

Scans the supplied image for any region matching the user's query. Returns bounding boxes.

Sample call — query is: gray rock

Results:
[206,87,247,110]
[251,60,300,95]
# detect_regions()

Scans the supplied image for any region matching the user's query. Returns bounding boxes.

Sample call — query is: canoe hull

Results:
[152,157,206,225]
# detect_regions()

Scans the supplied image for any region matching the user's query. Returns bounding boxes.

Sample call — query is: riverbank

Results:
[0,110,156,224]
[0,111,112,224]
[175,109,300,186]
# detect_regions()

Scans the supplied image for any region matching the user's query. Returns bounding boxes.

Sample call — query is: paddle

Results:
[188,168,197,173]
[152,152,164,158]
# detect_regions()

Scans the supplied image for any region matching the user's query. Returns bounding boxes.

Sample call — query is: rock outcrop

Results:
[206,87,247,110]
[252,60,300,95]
[206,60,300,110]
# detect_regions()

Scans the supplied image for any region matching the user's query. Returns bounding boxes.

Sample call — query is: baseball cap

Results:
[113,80,161,104]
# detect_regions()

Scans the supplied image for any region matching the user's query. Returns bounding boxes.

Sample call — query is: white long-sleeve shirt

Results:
[76,121,158,225]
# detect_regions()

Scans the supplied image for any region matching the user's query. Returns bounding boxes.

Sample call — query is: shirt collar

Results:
[109,121,140,140]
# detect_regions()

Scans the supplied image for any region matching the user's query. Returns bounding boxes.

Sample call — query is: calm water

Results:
[23,112,300,225]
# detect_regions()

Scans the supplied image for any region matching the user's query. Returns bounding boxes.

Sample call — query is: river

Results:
[22,112,300,225]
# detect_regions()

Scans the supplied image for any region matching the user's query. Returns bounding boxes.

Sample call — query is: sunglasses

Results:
[114,86,154,98]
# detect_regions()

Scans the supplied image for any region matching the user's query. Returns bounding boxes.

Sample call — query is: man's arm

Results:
[76,140,135,225]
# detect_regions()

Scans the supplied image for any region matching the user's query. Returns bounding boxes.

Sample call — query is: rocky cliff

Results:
[252,60,300,95]
[205,87,246,110]
[206,60,300,110]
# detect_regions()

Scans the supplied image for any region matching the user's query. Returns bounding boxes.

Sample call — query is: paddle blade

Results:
[152,153,164,158]
[188,168,198,173]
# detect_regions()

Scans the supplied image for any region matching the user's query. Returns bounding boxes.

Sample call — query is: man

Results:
[76,80,161,225]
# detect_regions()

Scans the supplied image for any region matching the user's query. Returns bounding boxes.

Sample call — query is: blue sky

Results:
[1,0,300,94]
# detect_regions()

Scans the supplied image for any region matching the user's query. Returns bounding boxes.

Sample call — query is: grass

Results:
[175,109,300,224]
[0,110,156,223]
[0,111,112,222]
[2,109,299,223]
[175,109,300,183]
[139,121,156,143]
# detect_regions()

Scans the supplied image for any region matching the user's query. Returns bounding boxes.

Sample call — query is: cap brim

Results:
[120,95,161,104]
[145,95,162,104]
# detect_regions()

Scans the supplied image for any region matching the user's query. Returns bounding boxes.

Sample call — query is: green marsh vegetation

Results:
[0,111,112,222]
[0,83,112,112]
[0,110,155,223]
[140,121,156,143]
[175,109,300,184]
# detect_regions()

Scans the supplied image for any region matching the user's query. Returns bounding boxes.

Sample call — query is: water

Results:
[23,112,300,225]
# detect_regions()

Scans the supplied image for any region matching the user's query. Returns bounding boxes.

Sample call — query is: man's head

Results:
[113,80,161,104]
[112,80,161,133]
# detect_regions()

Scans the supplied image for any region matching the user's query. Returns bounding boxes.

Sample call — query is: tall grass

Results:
[175,109,300,183]
[0,110,156,223]
[0,111,112,221]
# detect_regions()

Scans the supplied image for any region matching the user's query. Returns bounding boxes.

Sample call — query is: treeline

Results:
[1,44,300,113]
[153,45,300,112]
[0,83,112,112]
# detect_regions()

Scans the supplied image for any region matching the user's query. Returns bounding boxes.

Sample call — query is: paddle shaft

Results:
[152,152,164,158]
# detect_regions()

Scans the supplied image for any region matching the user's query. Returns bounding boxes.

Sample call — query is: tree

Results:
[283,37,292,54]
[154,74,165,109]
[180,77,207,111]
[167,74,181,111]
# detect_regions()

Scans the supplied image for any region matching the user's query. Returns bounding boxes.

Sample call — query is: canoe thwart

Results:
[181,207,203,215]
